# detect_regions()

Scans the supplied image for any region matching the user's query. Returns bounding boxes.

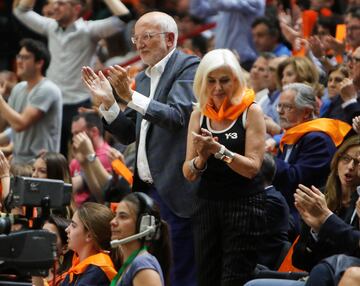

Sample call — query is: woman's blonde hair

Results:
[325,136,360,212]
[193,49,247,110]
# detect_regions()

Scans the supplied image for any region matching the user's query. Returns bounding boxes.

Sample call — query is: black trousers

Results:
[60,98,92,158]
[193,192,266,286]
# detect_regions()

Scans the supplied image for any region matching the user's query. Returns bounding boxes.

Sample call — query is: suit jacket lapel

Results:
[153,50,178,101]
[134,74,150,134]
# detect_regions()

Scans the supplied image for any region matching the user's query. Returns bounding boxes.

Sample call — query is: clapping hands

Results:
[192,128,220,160]
[82,66,115,109]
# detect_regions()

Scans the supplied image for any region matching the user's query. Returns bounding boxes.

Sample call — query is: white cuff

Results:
[127,91,151,115]
[99,102,120,124]
[342,98,358,108]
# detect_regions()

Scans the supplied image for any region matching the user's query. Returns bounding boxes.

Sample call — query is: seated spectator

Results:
[273,83,351,234]
[320,65,349,121]
[338,46,360,124]
[249,53,274,101]
[70,112,112,206]
[32,215,73,286]
[276,56,324,102]
[72,131,131,204]
[292,136,360,272]
[259,56,288,131]
[265,56,325,152]
[32,151,74,218]
[110,192,171,286]
[251,16,291,57]
[257,153,290,270]
[61,202,117,285]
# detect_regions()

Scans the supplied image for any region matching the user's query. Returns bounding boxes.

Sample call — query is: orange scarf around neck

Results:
[203,88,255,121]
[65,252,117,283]
[279,118,352,152]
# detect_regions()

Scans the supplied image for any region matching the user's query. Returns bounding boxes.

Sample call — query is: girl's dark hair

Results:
[37,152,73,218]
[44,214,73,273]
[38,152,71,183]
[46,214,71,246]
[122,193,172,286]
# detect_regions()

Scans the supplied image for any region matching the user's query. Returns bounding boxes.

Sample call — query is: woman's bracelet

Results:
[0,175,10,179]
[189,157,207,174]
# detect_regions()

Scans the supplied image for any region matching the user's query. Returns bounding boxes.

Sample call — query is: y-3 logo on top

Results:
[225,132,238,140]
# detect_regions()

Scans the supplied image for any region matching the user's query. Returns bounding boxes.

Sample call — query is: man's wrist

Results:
[103,98,116,110]
[314,211,333,233]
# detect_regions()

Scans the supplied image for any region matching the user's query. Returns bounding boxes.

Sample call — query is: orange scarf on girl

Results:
[64,252,117,283]
[203,88,255,121]
[279,118,351,152]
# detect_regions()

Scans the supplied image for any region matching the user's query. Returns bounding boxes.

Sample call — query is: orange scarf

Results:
[112,159,133,186]
[203,88,255,121]
[64,252,117,283]
[280,118,351,151]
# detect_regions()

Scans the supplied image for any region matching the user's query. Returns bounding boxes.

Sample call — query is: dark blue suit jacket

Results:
[318,214,360,256]
[103,50,200,218]
[258,185,290,269]
[342,96,360,124]
[274,132,336,222]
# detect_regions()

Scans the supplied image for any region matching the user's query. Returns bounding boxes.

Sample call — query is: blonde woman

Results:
[183,49,266,285]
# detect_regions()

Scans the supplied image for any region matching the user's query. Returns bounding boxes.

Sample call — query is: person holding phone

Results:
[183,49,267,285]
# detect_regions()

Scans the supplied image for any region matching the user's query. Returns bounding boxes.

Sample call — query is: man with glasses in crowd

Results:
[340,46,360,122]
[13,0,130,158]
[82,11,200,286]
[0,38,62,164]
[272,83,350,238]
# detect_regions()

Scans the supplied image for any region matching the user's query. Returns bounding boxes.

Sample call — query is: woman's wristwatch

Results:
[214,145,235,164]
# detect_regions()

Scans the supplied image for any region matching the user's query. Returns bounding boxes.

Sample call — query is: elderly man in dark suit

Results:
[82,11,199,286]
[273,83,351,235]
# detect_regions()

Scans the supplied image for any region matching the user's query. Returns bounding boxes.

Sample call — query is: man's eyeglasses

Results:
[276,103,295,112]
[16,54,33,61]
[340,153,360,167]
[131,32,167,45]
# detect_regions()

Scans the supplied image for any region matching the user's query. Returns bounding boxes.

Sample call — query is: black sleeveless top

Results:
[198,114,264,200]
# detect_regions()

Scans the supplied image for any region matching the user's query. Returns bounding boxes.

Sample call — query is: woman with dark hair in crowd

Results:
[32,152,71,183]
[292,135,360,271]
[183,49,266,285]
[320,65,349,121]
[245,135,360,286]
[110,192,171,286]
[32,215,73,286]
[32,151,74,218]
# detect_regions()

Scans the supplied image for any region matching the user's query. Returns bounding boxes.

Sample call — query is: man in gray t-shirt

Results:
[0,39,62,164]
